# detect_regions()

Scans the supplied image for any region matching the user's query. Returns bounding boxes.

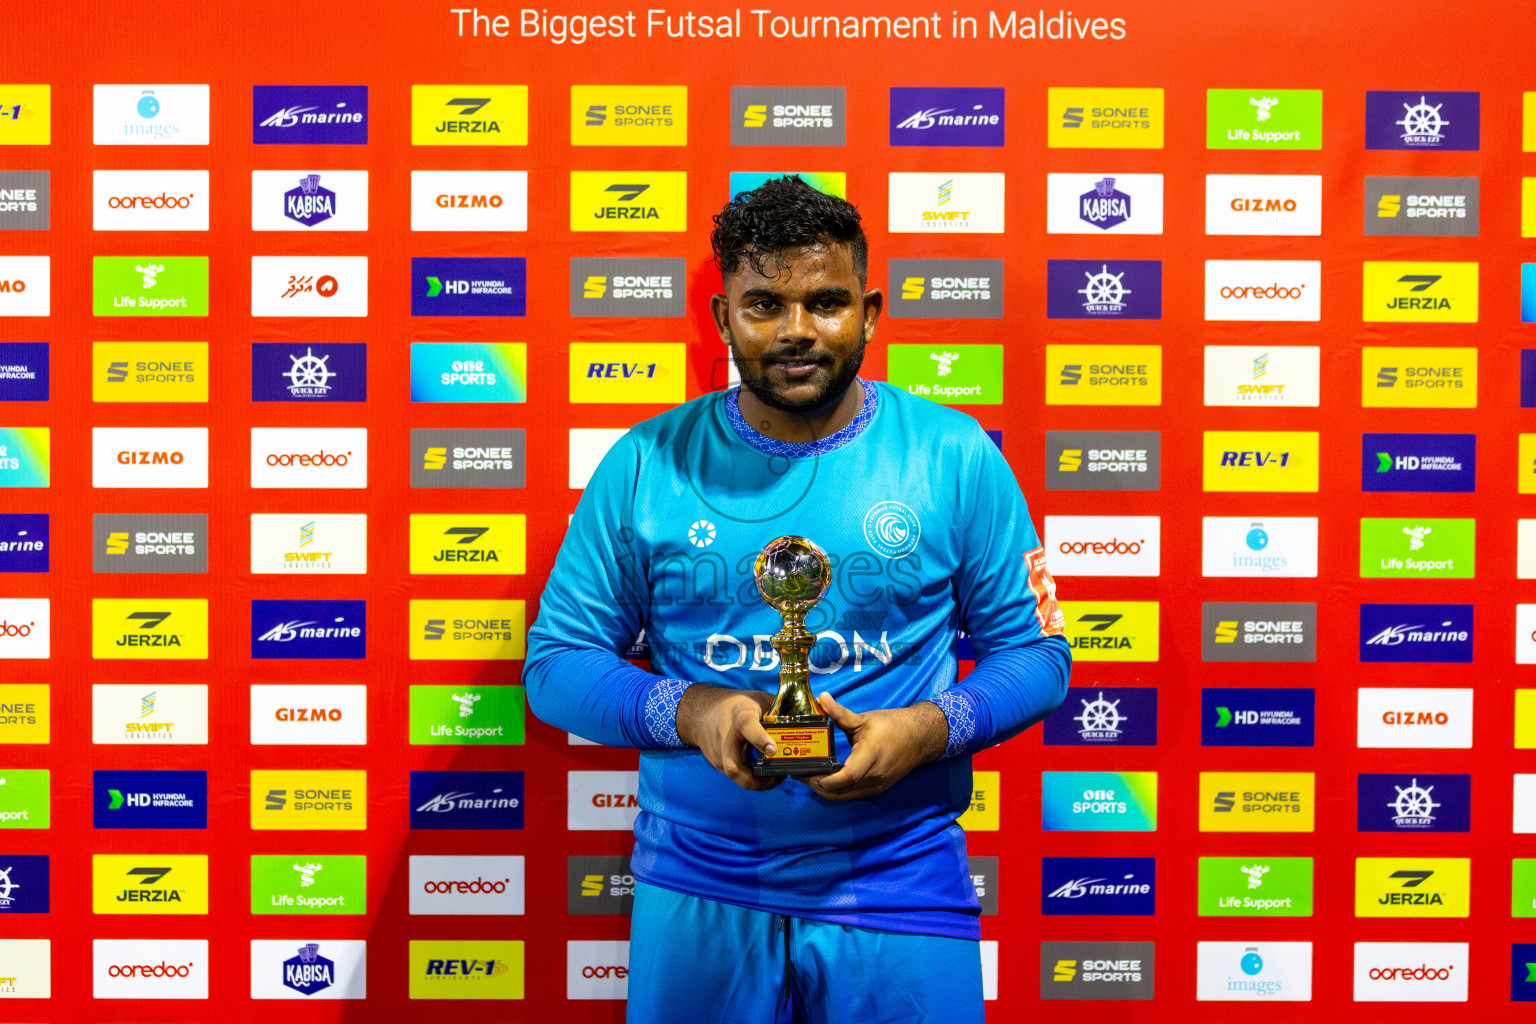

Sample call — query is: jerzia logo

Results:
[412,86,528,145]
[571,172,686,231]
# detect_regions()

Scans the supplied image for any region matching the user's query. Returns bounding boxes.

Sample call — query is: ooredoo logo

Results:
[0,598,47,658]
[250,428,367,489]
[1205,261,1321,321]
[93,170,209,231]
[1043,516,1160,577]
[1353,943,1467,1001]
[93,939,208,998]
[410,855,525,915]
[568,940,629,1000]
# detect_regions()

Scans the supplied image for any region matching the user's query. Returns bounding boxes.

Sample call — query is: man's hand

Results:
[675,684,784,791]
[801,693,950,802]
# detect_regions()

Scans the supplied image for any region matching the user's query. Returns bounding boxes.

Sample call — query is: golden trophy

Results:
[751,535,842,777]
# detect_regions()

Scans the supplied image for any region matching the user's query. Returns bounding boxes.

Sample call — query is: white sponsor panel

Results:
[250,685,367,745]
[569,428,629,489]
[92,427,209,488]
[93,170,209,231]
[567,940,629,1000]
[1204,260,1321,322]
[409,855,526,915]
[1205,174,1323,235]
[250,428,367,489]
[1516,775,1536,833]
[568,732,600,746]
[0,938,49,998]
[1046,173,1164,234]
[250,513,368,574]
[93,84,210,145]
[1196,941,1312,1001]
[1357,688,1472,748]
[1203,346,1321,406]
[1201,517,1319,578]
[93,683,208,744]
[1043,516,1160,577]
[1352,943,1468,1002]
[980,940,998,1001]
[1516,604,1536,663]
[250,256,368,317]
[411,171,529,231]
[1519,521,1536,579]
[0,598,49,659]
[250,939,367,999]
[251,171,370,231]
[568,770,640,830]
[888,172,1005,233]
[93,939,209,999]
[0,256,49,316]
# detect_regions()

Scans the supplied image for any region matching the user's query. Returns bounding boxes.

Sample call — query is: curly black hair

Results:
[711,175,868,286]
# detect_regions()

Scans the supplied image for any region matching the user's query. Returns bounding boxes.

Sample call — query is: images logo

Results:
[571,85,686,145]
[411,258,527,317]
[1041,771,1157,831]
[887,172,1005,232]
[0,255,48,316]
[1357,688,1472,749]
[887,258,1003,319]
[252,343,366,402]
[1207,89,1321,149]
[570,171,686,231]
[887,344,1003,405]
[731,86,844,145]
[1200,517,1318,578]
[1359,518,1474,579]
[890,87,1003,146]
[253,85,368,144]
[251,770,366,830]
[91,854,209,914]
[93,770,207,829]
[1362,263,1478,323]
[0,855,49,913]
[1365,176,1479,236]
[93,170,209,231]
[93,84,209,145]
[1198,857,1313,917]
[1043,687,1157,746]
[1205,174,1322,234]
[91,599,207,660]
[1201,602,1316,662]
[411,855,524,915]
[1366,91,1479,150]
[0,513,46,573]
[0,769,48,828]
[1046,261,1162,319]
[410,428,525,489]
[410,940,525,1000]
[410,771,524,830]
[251,600,365,660]
[1047,87,1163,148]
[408,516,526,576]
[250,854,367,915]
[1045,430,1159,491]
[1039,941,1154,1000]
[1202,688,1314,747]
[0,85,50,145]
[1357,774,1470,833]
[1197,942,1312,1000]
[1200,772,1314,832]
[1040,857,1155,915]
[1204,260,1320,320]
[411,85,528,145]
[0,342,47,402]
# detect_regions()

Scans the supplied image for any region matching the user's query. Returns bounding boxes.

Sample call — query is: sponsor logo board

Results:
[1359,604,1473,663]
[250,513,367,574]
[92,770,206,829]
[572,85,686,145]
[408,939,525,999]
[1197,857,1313,917]
[569,342,685,404]
[1043,516,1159,576]
[1366,91,1479,150]
[92,684,207,744]
[1201,517,1317,578]
[411,85,528,146]
[887,172,1004,232]
[92,427,207,488]
[93,938,206,998]
[1206,88,1321,149]
[251,170,368,231]
[1363,262,1478,323]
[250,939,366,999]
[411,257,526,317]
[0,512,47,572]
[1040,856,1155,915]
[1362,433,1474,492]
[250,769,366,830]
[1045,345,1161,406]
[1362,345,1477,407]
[1205,174,1321,234]
[1196,941,1312,1000]
[1201,688,1314,746]
[1045,430,1159,490]
[0,170,49,229]
[251,427,366,488]
[251,600,365,660]
[1353,942,1468,1001]
[91,598,207,660]
[0,426,48,487]
[1060,601,1158,662]
[1359,518,1473,579]
[1357,688,1472,748]
[411,770,524,830]
[91,853,208,913]
[411,170,527,231]
[0,855,49,913]
[959,771,999,831]
[888,344,1003,405]
[568,940,628,1000]
[251,854,366,915]
[1199,772,1315,832]
[0,597,48,658]
[887,258,1003,318]
[1048,87,1164,148]
[0,768,47,828]
[1043,687,1157,746]
[92,256,207,317]
[570,171,686,231]
[410,855,524,915]
[1205,260,1320,320]
[0,682,47,743]
[0,255,48,315]
[1203,346,1319,406]
[569,855,636,915]
[251,256,367,316]
[252,85,368,144]
[0,342,48,401]
[0,85,50,145]
[1366,176,1479,236]
[1040,940,1154,1000]
[732,86,844,146]
[411,428,525,488]
[412,342,527,402]
[1046,173,1163,234]
[91,341,206,402]
[250,684,366,744]
[1202,432,1318,492]
[1357,774,1470,832]
[968,855,998,915]
[1201,602,1316,662]
[1046,261,1161,319]
[93,170,208,230]
[1041,771,1157,831]
[568,770,640,830]
[93,84,209,145]
[570,257,685,317]
[889,87,1003,146]
[408,515,525,575]
[252,342,366,402]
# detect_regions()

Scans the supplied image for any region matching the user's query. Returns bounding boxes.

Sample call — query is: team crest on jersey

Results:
[863,501,921,558]
[1025,548,1066,636]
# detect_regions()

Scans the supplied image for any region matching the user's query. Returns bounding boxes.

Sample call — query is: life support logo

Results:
[863,501,920,558]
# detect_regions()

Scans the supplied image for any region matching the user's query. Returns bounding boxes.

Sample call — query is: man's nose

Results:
[777,303,816,345]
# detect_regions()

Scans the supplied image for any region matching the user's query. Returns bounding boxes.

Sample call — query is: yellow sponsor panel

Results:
[570,171,687,232]
[1058,601,1159,662]
[0,684,48,743]
[91,598,208,660]
[1521,436,1536,495]
[409,514,526,575]
[1354,858,1470,918]
[92,342,208,403]
[1525,92,1536,152]
[411,85,528,146]
[1047,87,1164,149]
[1202,432,1319,492]
[1044,345,1162,406]
[1360,346,1477,409]
[1199,772,1315,832]
[410,600,526,661]
[1523,178,1536,237]
[1517,690,1536,748]
[92,854,208,914]
[250,770,367,830]
[959,771,1000,831]
[571,85,687,146]
[1362,261,1478,323]
[0,85,51,145]
[409,940,525,1000]
[570,343,686,404]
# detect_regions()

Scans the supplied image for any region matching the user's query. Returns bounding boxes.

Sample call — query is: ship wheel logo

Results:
[283,347,336,395]
[1078,264,1130,314]
[1389,777,1440,827]
[1396,96,1449,145]
[1074,691,1126,739]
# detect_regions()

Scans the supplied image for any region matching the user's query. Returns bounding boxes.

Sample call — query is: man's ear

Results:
[861,287,884,342]
[710,292,732,345]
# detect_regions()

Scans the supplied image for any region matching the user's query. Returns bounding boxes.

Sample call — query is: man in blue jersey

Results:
[526,176,1070,1023]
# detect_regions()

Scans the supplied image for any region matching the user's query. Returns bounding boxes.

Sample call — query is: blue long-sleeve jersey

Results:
[525,379,1071,939]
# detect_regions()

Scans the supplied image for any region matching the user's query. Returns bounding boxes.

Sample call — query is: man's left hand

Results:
[800,693,949,802]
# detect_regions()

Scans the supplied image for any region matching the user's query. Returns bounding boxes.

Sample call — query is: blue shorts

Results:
[626,881,984,1024]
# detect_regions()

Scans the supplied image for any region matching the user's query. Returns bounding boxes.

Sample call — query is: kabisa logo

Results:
[0,85,50,145]
[731,86,845,146]
[252,343,367,402]
[1357,774,1470,833]
[0,171,50,230]
[0,342,48,402]
[409,515,526,576]
[886,258,1004,319]
[1196,942,1313,1001]
[862,501,920,559]
[1355,859,1471,918]
[1360,604,1473,664]
[1202,688,1314,747]
[411,855,525,915]
[1046,260,1162,319]
[1041,771,1158,831]
[1362,263,1478,324]
[1198,857,1314,917]
[1357,688,1473,749]
[253,85,368,144]
[889,87,1004,146]
[570,171,687,231]
[1043,687,1157,746]
[887,172,1005,233]
[91,854,209,914]
[1040,941,1155,1000]
[1365,176,1479,237]
[91,599,208,660]
[283,943,336,996]
[0,855,48,913]
[1201,602,1316,662]
[571,85,687,145]
[251,600,366,660]
[1079,176,1129,229]
[1366,91,1479,151]
[1206,89,1322,150]
[569,257,686,317]
[0,513,46,573]
[93,770,207,829]
[92,84,210,145]
[1047,87,1164,148]
[284,174,335,227]
[1362,433,1474,493]
[1045,430,1160,491]
[411,85,528,145]
[1040,857,1155,915]
[1046,172,1163,234]
[410,428,526,489]
[410,771,524,830]
[412,258,527,317]
[1059,601,1159,662]
[568,855,635,915]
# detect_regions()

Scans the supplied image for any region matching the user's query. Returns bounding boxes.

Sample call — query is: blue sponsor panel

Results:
[1364,91,1479,150]
[1357,773,1470,833]
[1040,856,1156,916]
[0,342,48,401]
[1524,350,1536,407]
[0,854,48,913]
[1359,603,1473,663]
[1514,944,1536,1002]
[1046,260,1162,319]
[1201,688,1315,747]
[1044,687,1158,746]
[409,770,524,830]
[252,85,369,144]
[0,513,47,572]
[251,600,367,660]
[411,257,527,317]
[1361,433,1475,492]
[251,342,367,402]
[889,87,1005,147]
[92,770,208,829]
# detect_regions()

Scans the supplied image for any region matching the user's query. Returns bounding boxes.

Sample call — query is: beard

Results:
[728,331,866,415]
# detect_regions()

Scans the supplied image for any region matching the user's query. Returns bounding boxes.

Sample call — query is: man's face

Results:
[712,242,881,414]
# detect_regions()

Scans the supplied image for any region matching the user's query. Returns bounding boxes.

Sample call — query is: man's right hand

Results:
[674,684,784,792]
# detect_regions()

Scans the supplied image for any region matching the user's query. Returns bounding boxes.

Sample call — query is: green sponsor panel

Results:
[1197,856,1313,916]
[1359,517,1475,579]
[251,854,367,915]
[409,684,526,745]
[887,344,1003,405]
[1207,89,1323,150]
[92,256,209,316]
[1515,860,1536,917]
[0,768,49,828]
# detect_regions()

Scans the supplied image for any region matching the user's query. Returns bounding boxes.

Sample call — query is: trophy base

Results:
[752,756,842,778]
[751,721,840,778]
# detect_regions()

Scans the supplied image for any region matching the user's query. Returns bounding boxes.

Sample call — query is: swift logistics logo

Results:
[1040,941,1154,1000]
[0,513,47,572]
[253,85,368,144]
[1362,433,1474,492]
[1196,942,1313,1001]
[250,940,367,999]
[91,598,208,660]
[0,85,50,145]
[410,685,525,745]
[1046,173,1163,234]
[0,255,48,315]
[1365,176,1479,236]
[249,513,367,574]
[0,769,49,828]
[1357,774,1470,832]
[1047,87,1164,148]
[92,256,208,316]
[0,682,47,743]
[1198,857,1313,917]
[1201,689,1314,747]
[889,87,1003,146]
[250,255,366,316]
[1205,260,1320,320]
[409,600,526,660]
[1041,771,1158,831]
[1206,89,1322,149]
[569,343,684,404]
[411,854,524,915]
[568,855,635,914]
[1355,859,1470,918]
[570,257,686,317]
[1357,688,1472,749]
[0,855,49,913]
[1045,345,1162,405]
[1046,260,1162,319]
[408,515,526,575]
[0,342,48,401]
[92,770,207,829]
[1045,430,1160,490]
[91,854,209,914]
[887,258,1003,318]
[411,170,527,231]
[250,684,366,746]
[0,170,49,230]
[887,172,1005,232]
[251,600,365,660]
[1043,687,1157,746]
[1201,602,1316,661]
[1200,517,1319,578]
[1359,518,1474,579]
[570,172,686,231]
[411,85,528,145]
[1205,174,1322,235]
[1360,604,1473,663]
[1362,263,1478,323]
[1059,601,1158,662]
[887,344,1003,405]
[251,170,368,231]
[1366,91,1479,150]
[252,343,367,402]
[1202,432,1318,492]
[411,771,524,830]
[92,84,209,146]
[731,86,844,145]
[411,343,527,402]
[410,428,525,488]
[92,342,207,402]
[1040,857,1155,915]
[411,258,526,317]
[1204,345,1319,406]
[250,770,366,830]
[91,683,208,745]
[409,940,525,1000]
[571,85,686,145]
[1362,345,1477,407]
[1199,772,1315,832]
